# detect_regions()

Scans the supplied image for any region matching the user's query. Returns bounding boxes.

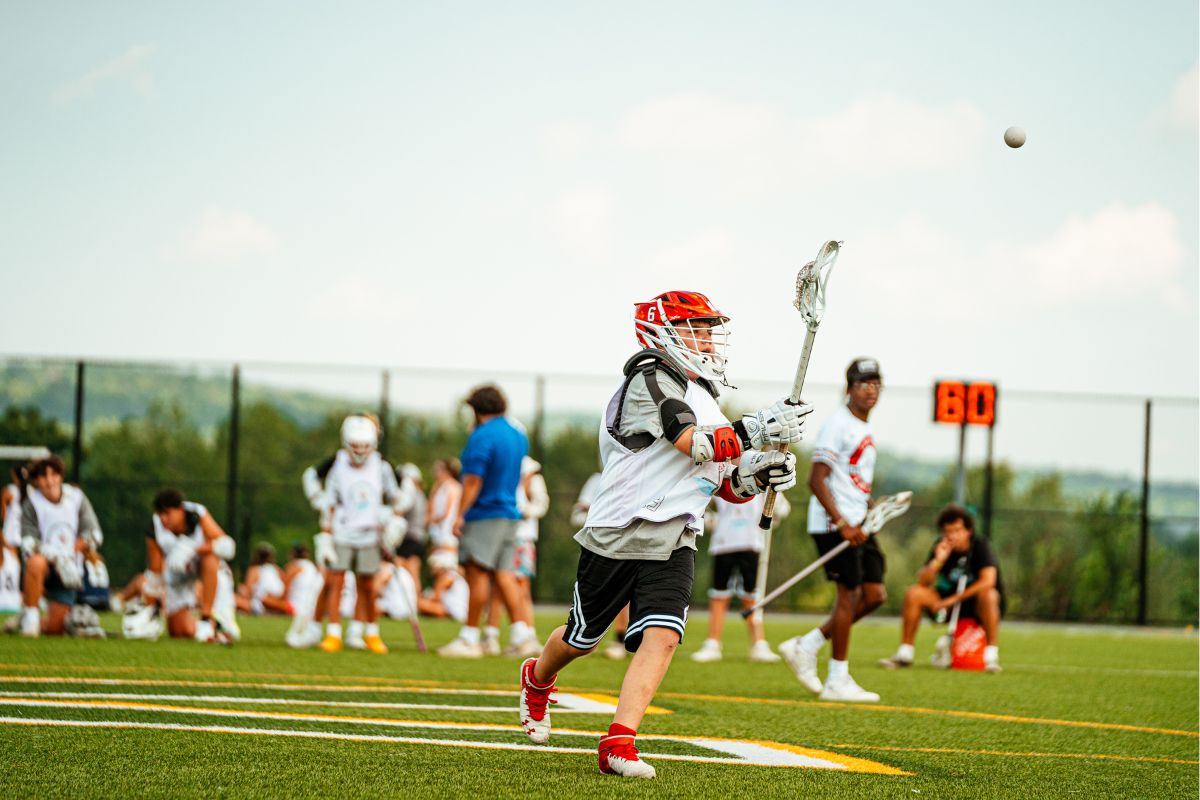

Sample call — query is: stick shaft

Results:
[758,323,818,530]
[743,539,849,618]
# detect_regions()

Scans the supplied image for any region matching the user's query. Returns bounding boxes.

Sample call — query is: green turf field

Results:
[0,611,1195,799]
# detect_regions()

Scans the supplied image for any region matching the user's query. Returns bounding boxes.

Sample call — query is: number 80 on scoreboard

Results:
[933,380,998,427]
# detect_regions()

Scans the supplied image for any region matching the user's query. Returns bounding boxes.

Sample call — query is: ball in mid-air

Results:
[1004,126,1026,148]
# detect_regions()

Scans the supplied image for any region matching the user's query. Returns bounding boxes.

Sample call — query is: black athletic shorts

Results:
[811,532,885,589]
[710,550,759,598]
[396,536,426,560]
[564,546,694,654]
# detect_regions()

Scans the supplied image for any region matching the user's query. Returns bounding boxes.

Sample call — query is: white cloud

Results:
[53,45,157,104]
[1017,202,1185,300]
[176,207,279,263]
[1168,63,1198,132]
[619,93,778,154]
[547,188,615,262]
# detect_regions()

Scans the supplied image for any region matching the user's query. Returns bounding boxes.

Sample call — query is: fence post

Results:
[379,369,391,459]
[1137,398,1151,626]
[71,361,85,483]
[982,424,994,538]
[226,365,242,567]
[532,375,546,462]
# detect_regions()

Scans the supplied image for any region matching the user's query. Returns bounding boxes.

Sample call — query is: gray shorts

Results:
[334,544,381,575]
[459,519,519,572]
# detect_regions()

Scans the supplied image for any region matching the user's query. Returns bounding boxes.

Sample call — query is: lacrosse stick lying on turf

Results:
[750,240,841,623]
[743,491,912,619]
[931,570,969,668]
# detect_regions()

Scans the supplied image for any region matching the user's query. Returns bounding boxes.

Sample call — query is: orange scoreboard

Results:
[932,380,998,427]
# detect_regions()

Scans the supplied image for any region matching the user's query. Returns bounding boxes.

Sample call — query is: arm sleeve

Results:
[616,369,688,439]
[809,417,841,468]
[460,432,492,479]
[78,494,103,548]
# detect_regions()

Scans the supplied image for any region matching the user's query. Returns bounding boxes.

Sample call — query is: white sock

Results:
[984,645,999,664]
[897,643,915,661]
[325,622,342,638]
[347,620,364,638]
[799,628,827,654]
[509,621,530,644]
[828,658,849,680]
[460,626,481,645]
[365,622,380,637]
[484,625,501,641]
[704,638,721,649]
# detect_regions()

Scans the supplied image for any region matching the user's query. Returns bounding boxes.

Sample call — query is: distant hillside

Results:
[2,361,1196,520]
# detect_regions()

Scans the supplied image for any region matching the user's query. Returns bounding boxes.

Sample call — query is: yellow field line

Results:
[827,743,1200,766]
[2,665,1193,738]
[655,691,1199,738]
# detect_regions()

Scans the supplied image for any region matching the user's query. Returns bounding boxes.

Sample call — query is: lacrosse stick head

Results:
[794,240,841,328]
[862,490,913,534]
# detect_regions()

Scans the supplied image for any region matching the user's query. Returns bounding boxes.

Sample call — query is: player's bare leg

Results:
[692,595,729,662]
[484,584,503,655]
[597,627,680,779]
[977,588,1002,672]
[356,572,387,654]
[520,625,590,744]
[879,584,938,668]
[320,569,346,652]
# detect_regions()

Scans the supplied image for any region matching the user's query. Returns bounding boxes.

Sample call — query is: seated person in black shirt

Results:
[879,505,1004,673]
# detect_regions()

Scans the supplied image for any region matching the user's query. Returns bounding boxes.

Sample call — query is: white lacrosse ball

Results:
[1004,126,1026,148]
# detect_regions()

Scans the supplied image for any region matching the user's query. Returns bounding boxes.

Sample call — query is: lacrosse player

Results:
[484,456,548,657]
[426,458,462,557]
[394,463,428,594]
[236,543,288,615]
[151,489,238,642]
[879,505,1005,672]
[302,414,409,655]
[779,358,885,702]
[518,291,810,779]
[438,385,532,658]
[17,456,102,637]
[417,549,469,622]
[1,467,25,614]
[283,542,326,649]
[691,491,791,664]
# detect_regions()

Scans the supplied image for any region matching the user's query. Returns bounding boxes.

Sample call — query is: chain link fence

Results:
[2,355,1196,625]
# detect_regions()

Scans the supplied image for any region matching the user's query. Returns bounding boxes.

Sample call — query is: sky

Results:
[1,2,1197,478]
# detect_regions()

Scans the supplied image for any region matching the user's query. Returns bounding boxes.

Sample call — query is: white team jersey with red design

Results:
[709,492,790,555]
[806,404,875,532]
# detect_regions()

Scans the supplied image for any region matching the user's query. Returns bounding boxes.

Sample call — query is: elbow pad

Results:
[302,468,325,509]
[658,397,697,443]
[689,424,744,465]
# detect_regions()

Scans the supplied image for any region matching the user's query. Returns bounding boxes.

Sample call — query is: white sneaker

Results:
[819,674,880,703]
[690,639,722,663]
[345,629,366,650]
[749,640,782,663]
[603,640,627,660]
[878,654,914,669]
[931,635,952,668]
[779,637,822,694]
[19,607,40,638]
[482,634,502,657]
[599,738,657,779]
[984,660,1003,674]
[213,607,240,642]
[438,636,484,658]
[286,619,323,649]
[194,618,215,643]
[503,637,542,659]
[519,657,556,744]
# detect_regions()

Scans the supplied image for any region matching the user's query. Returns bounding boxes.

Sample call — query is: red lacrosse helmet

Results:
[633,291,731,383]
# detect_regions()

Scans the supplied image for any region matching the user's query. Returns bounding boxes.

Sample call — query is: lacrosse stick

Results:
[744,491,911,618]
[749,240,841,623]
[932,569,969,668]
[398,569,428,653]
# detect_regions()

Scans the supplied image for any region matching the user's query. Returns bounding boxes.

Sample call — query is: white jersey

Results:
[516,473,549,543]
[0,548,20,612]
[427,481,460,548]
[153,501,208,560]
[709,492,791,555]
[27,485,84,553]
[326,450,395,548]
[253,563,286,611]
[286,559,323,611]
[2,484,20,548]
[577,473,602,508]
[378,566,418,620]
[586,380,730,531]
[806,404,876,533]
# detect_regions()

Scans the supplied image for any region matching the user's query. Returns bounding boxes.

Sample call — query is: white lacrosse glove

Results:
[382,515,407,553]
[20,535,39,559]
[166,538,199,576]
[313,532,337,570]
[739,398,812,450]
[211,535,236,561]
[84,557,110,589]
[46,547,83,589]
[732,450,798,497]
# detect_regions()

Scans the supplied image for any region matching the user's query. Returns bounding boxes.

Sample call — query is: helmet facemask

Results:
[637,300,731,384]
[341,416,379,465]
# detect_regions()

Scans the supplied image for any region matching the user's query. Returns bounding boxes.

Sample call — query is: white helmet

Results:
[341,415,379,465]
[400,463,422,484]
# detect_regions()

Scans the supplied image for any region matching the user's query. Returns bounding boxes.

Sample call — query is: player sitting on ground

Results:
[417,549,469,623]
[1,466,28,616]
[691,491,790,664]
[283,543,326,649]
[518,290,810,779]
[394,463,428,597]
[236,543,288,615]
[879,505,1005,673]
[303,414,409,655]
[17,455,103,637]
[151,489,238,642]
